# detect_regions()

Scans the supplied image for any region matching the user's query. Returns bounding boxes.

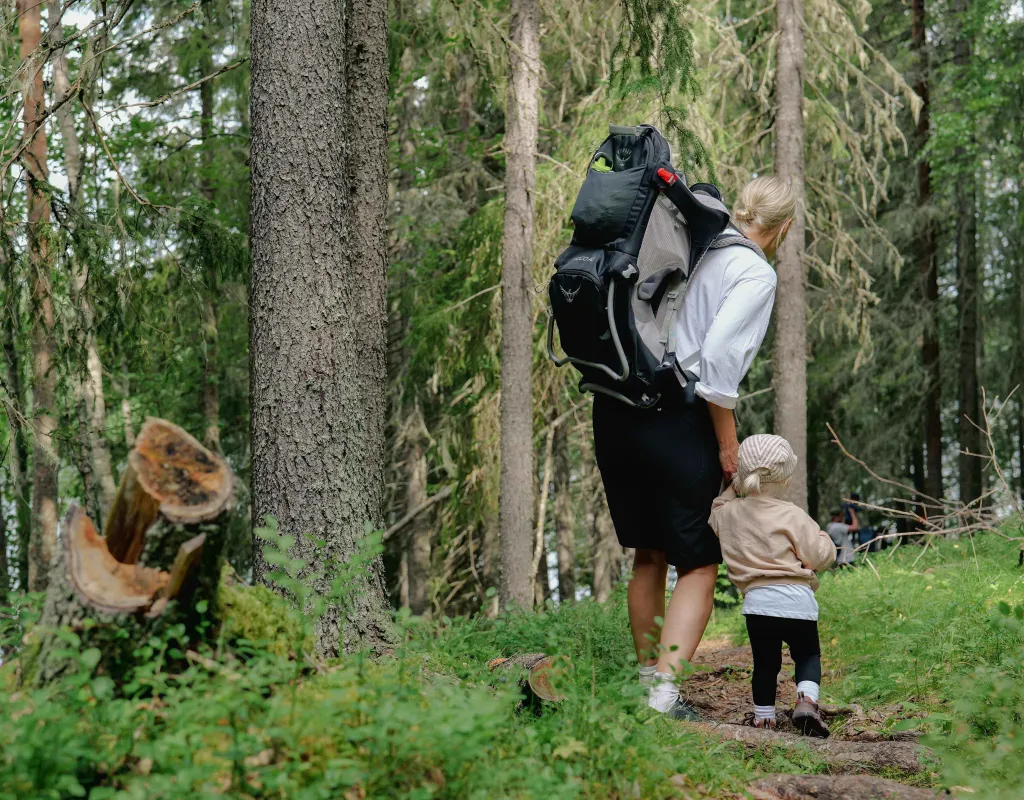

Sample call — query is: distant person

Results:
[827,507,858,566]
[710,434,836,737]
[843,492,861,525]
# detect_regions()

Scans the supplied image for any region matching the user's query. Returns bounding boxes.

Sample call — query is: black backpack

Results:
[546,124,764,408]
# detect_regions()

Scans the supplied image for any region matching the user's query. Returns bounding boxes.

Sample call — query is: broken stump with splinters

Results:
[489,653,570,710]
[22,418,235,687]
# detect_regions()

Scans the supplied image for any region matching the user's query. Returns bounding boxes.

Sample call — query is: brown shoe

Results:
[743,712,778,730]
[793,693,830,738]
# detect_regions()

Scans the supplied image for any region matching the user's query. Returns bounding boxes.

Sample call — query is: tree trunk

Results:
[553,423,575,603]
[22,419,234,686]
[0,471,9,605]
[771,0,808,510]
[953,0,981,506]
[592,488,620,602]
[199,21,221,452]
[0,244,31,590]
[121,358,136,448]
[405,412,431,615]
[498,0,541,609]
[49,0,118,524]
[913,0,942,504]
[19,0,59,592]
[481,511,500,616]
[250,0,394,656]
[1018,247,1024,501]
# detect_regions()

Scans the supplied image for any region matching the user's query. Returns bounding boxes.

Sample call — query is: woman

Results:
[593,175,796,719]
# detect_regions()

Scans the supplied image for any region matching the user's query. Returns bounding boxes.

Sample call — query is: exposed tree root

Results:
[749,774,939,799]
[684,722,933,774]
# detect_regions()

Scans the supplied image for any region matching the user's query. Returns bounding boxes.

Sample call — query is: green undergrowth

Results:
[812,534,1024,797]
[1,531,1022,799]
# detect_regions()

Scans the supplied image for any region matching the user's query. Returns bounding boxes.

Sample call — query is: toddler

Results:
[709,434,836,737]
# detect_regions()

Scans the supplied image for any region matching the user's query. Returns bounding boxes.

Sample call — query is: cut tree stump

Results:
[749,774,939,800]
[684,722,932,774]
[21,418,235,686]
[488,653,570,709]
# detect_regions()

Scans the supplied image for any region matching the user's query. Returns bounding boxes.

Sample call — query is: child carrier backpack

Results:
[546,123,765,408]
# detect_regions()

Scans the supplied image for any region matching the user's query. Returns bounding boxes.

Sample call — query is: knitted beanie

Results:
[736,434,797,496]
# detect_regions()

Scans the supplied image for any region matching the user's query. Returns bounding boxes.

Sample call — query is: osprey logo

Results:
[571,254,597,262]
[559,283,581,304]
[617,147,633,161]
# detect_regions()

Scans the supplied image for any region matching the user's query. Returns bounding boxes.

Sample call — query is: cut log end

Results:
[489,653,569,704]
[65,505,208,618]
[131,418,234,524]
[104,418,234,563]
[66,505,168,614]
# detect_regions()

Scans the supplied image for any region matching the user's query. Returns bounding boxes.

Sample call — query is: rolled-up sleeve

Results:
[695,277,776,409]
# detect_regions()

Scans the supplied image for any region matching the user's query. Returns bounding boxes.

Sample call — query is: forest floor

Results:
[2,535,1023,799]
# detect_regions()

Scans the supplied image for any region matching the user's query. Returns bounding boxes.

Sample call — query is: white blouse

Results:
[672,240,777,409]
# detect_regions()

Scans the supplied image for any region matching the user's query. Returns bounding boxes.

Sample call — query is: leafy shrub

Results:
[927,602,1024,798]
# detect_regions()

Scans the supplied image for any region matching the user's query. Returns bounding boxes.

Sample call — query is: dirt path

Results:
[685,636,921,741]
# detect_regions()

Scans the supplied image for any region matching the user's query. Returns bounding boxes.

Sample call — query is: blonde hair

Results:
[733,175,797,238]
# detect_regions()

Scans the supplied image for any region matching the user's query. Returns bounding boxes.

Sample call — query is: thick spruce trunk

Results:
[249,0,394,655]
[771,0,809,510]
[22,419,234,686]
[498,0,541,609]
[19,0,59,591]
[953,0,981,505]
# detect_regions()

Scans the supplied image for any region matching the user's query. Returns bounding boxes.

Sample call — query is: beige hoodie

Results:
[709,487,837,593]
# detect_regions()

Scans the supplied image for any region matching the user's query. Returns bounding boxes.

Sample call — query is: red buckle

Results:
[657,167,678,186]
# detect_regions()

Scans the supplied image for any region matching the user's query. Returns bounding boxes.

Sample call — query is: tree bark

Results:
[19,0,59,592]
[121,359,136,448]
[498,0,541,609]
[913,0,942,504]
[481,510,500,616]
[49,0,118,524]
[250,0,394,656]
[199,17,221,453]
[0,470,9,604]
[553,423,575,603]
[592,488,620,602]
[771,0,808,510]
[953,0,981,506]
[405,413,431,615]
[0,244,31,590]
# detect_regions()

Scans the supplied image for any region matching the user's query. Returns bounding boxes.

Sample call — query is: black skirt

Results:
[592,387,723,573]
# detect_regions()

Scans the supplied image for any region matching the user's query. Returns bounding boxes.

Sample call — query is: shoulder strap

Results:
[707,228,768,262]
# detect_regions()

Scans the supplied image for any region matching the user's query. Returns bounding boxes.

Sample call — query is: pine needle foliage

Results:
[612,0,716,178]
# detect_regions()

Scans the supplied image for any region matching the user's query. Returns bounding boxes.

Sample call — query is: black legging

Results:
[745,614,822,706]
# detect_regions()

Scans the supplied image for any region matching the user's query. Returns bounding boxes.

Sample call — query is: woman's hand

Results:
[707,403,739,482]
[718,437,739,482]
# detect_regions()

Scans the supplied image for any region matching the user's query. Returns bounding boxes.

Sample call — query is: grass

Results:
[1,535,1022,798]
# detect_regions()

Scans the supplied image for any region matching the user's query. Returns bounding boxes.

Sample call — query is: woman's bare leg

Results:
[656,563,717,676]
[627,549,669,665]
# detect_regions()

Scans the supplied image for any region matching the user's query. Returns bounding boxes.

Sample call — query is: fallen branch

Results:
[382,485,454,542]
